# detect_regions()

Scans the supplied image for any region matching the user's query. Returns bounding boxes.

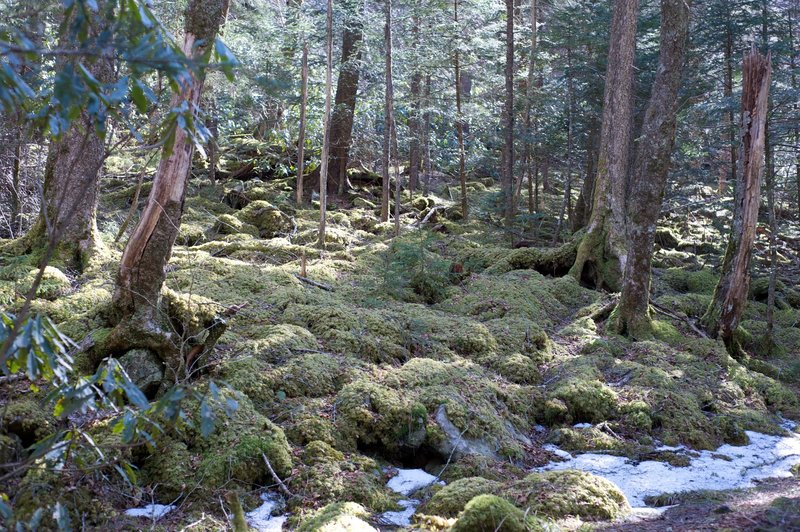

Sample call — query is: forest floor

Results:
[2,140,800,530]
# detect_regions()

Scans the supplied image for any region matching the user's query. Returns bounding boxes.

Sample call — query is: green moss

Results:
[552,380,618,424]
[424,477,502,517]
[660,267,718,295]
[2,399,54,445]
[452,495,545,532]
[15,266,71,300]
[297,502,374,532]
[506,470,630,520]
[236,200,293,238]
[302,440,345,464]
[650,390,720,450]
[546,427,628,453]
[213,213,259,237]
[140,438,196,501]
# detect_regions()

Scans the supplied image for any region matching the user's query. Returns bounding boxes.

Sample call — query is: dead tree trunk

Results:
[701,48,772,353]
[569,0,639,291]
[328,0,364,195]
[454,0,469,220]
[611,0,692,339]
[503,0,514,226]
[106,0,230,368]
[296,40,309,205]
[319,0,333,246]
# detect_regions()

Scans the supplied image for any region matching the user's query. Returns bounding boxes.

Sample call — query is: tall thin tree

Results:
[296,40,309,205]
[503,0,515,226]
[318,0,333,246]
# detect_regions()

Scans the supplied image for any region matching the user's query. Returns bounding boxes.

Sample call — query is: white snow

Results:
[385,468,439,496]
[246,493,287,531]
[381,499,418,527]
[543,443,573,459]
[381,468,442,526]
[539,429,800,507]
[124,504,175,519]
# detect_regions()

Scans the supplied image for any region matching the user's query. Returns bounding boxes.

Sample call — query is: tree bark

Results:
[721,10,737,194]
[612,0,692,339]
[454,0,469,221]
[296,40,309,205]
[503,0,515,226]
[328,0,364,195]
[319,0,333,246]
[554,40,576,244]
[573,116,600,232]
[381,0,395,224]
[701,48,772,353]
[569,0,639,291]
[408,15,422,196]
[106,0,230,367]
[423,75,433,197]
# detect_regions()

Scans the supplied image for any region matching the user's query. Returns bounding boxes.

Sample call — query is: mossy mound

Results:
[212,213,259,236]
[506,470,630,520]
[236,200,293,238]
[424,477,502,517]
[296,502,377,532]
[15,266,71,300]
[1,399,54,446]
[660,267,718,294]
[551,379,618,424]
[452,494,546,532]
[546,427,629,453]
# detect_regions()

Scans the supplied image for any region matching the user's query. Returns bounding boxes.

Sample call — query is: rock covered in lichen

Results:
[423,477,501,517]
[451,494,547,532]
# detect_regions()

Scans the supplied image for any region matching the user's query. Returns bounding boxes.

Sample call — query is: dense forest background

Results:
[1,0,800,530]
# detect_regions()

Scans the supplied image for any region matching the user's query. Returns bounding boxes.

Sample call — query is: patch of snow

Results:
[381,499,418,527]
[124,504,175,519]
[573,423,593,429]
[246,493,286,531]
[538,429,800,507]
[386,468,439,496]
[542,443,573,460]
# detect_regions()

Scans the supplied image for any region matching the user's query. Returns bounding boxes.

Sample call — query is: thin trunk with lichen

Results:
[701,49,771,354]
[610,0,692,339]
[104,0,230,373]
[569,0,639,291]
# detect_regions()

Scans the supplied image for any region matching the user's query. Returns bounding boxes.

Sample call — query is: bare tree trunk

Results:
[612,0,692,339]
[319,0,333,246]
[328,0,364,195]
[205,97,218,185]
[423,75,433,197]
[702,48,772,353]
[503,0,514,226]
[573,115,600,232]
[296,40,308,205]
[106,0,230,367]
[792,4,800,219]
[525,0,537,210]
[454,0,469,221]
[408,16,422,196]
[554,41,576,244]
[569,0,639,291]
[381,0,395,224]
[721,11,737,194]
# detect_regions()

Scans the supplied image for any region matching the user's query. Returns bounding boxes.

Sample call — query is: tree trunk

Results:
[503,0,514,226]
[297,40,309,205]
[573,115,600,232]
[319,0,333,246]
[423,75,433,197]
[408,17,422,196]
[522,0,537,219]
[205,97,218,185]
[24,57,114,272]
[106,0,230,368]
[569,0,639,291]
[721,13,737,195]
[612,0,692,339]
[328,0,364,195]
[554,40,576,244]
[701,48,772,353]
[454,0,469,221]
[381,0,395,224]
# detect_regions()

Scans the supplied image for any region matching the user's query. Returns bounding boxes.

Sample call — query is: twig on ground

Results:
[294,274,334,292]
[262,453,294,499]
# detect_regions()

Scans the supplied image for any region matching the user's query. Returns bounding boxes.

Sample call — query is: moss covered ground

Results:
[2,149,799,530]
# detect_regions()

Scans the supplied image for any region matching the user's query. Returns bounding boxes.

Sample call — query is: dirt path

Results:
[597,477,800,531]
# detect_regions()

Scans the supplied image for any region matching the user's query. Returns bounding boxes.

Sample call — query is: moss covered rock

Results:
[236,200,293,238]
[118,348,164,397]
[297,501,377,532]
[2,399,54,446]
[213,213,260,237]
[552,379,618,424]
[506,470,630,520]
[424,477,502,517]
[452,494,545,532]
